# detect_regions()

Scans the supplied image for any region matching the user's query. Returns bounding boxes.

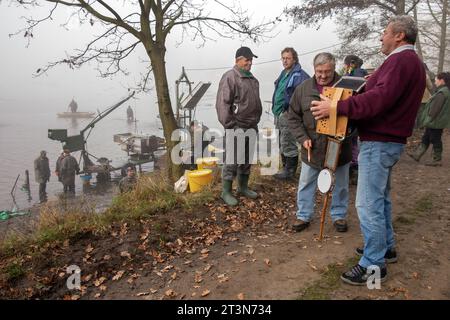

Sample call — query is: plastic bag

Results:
[174,174,188,193]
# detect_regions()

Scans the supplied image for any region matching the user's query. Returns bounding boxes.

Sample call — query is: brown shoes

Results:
[291,220,310,232]
[333,219,348,232]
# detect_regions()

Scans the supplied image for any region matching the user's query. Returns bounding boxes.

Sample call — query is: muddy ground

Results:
[0,130,449,300]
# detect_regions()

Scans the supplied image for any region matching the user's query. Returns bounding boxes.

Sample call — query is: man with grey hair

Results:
[287,52,352,233]
[311,15,426,285]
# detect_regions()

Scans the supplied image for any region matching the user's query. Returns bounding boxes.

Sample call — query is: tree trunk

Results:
[414,6,424,60]
[147,44,183,181]
[396,0,406,14]
[438,0,448,73]
[396,0,406,15]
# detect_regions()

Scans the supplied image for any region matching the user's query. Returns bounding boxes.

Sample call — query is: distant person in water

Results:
[127,106,134,121]
[60,149,80,193]
[34,150,51,203]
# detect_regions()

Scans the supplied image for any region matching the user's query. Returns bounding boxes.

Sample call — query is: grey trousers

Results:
[222,127,257,181]
[275,112,299,158]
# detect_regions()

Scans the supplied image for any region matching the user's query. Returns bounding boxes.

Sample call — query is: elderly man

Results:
[216,46,262,206]
[311,16,426,285]
[34,150,51,203]
[272,47,310,180]
[288,52,352,234]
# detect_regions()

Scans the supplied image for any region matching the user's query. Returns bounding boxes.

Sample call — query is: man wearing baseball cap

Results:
[215,46,262,206]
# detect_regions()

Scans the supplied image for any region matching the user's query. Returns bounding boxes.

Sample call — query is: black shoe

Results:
[274,156,298,180]
[291,220,310,232]
[355,247,398,263]
[341,264,387,286]
[333,219,348,232]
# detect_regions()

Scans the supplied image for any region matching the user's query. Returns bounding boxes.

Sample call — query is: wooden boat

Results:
[57,111,96,118]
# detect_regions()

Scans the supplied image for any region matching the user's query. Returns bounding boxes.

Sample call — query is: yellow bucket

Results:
[196,157,220,170]
[187,169,213,192]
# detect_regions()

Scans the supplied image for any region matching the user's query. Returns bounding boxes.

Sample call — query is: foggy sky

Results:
[0,1,340,129]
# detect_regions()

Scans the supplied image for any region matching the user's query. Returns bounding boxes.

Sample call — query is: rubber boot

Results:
[425,146,442,166]
[221,179,238,206]
[408,143,428,162]
[274,156,298,180]
[281,154,286,169]
[237,174,258,199]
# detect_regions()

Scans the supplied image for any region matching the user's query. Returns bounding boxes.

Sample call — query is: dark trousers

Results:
[222,128,257,180]
[421,128,443,150]
[39,183,47,202]
[63,184,75,193]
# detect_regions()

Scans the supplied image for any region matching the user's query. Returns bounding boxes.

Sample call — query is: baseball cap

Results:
[235,47,258,59]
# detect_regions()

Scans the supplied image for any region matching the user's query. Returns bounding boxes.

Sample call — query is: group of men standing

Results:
[215,15,426,285]
[34,149,80,202]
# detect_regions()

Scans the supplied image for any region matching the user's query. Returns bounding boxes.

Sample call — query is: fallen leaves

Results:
[201,289,210,297]
[165,289,177,298]
[217,274,229,283]
[264,258,271,267]
[112,271,125,281]
[227,250,238,256]
[82,274,93,282]
[136,292,150,297]
[309,264,318,271]
[203,264,213,273]
[237,293,245,300]
[94,277,107,287]
[85,244,94,253]
[120,251,132,259]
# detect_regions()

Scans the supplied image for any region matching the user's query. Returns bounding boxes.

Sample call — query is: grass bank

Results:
[0,172,215,259]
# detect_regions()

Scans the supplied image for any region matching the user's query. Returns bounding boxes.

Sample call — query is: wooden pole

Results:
[319,193,331,241]
[24,170,30,191]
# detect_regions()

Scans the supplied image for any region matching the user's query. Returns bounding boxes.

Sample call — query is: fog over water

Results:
[0,1,340,212]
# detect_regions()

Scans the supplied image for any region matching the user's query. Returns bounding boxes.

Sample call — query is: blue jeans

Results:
[356,141,404,268]
[296,162,349,223]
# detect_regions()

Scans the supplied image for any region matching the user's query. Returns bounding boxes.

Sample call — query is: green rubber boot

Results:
[237,174,257,199]
[221,179,238,206]
[408,143,428,162]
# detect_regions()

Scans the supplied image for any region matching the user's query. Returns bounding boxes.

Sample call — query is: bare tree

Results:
[415,0,450,73]
[11,0,276,179]
[285,0,421,65]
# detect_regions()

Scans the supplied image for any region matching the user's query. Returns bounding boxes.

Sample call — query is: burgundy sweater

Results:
[338,48,426,143]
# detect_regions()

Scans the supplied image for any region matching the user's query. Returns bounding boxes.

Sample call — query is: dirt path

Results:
[1,131,449,300]
[105,131,450,300]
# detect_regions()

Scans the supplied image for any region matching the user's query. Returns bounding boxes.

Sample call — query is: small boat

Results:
[57,111,96,118]
[57,98,95,118]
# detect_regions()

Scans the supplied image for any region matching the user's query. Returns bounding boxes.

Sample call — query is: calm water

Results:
[0,101,163,212]
[0,91,274,215]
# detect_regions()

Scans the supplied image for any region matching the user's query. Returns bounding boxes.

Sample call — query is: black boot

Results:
[425,145,442,166]
[281,154,286,169]
[274,156,298,180]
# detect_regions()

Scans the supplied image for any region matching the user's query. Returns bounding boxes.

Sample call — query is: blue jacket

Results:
[272,63,310,115]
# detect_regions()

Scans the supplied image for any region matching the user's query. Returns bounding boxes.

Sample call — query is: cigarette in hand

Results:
[307,147,311,163]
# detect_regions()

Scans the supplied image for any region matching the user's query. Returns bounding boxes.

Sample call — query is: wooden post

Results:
[24,170,30,191]
[319,193,331,241]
